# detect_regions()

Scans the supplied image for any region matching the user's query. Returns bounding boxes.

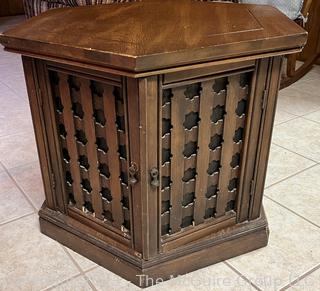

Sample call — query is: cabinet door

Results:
[37,61,134,248]
[158,61,270,253]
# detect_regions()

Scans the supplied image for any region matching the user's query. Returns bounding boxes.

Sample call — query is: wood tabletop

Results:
[0,0,307,72]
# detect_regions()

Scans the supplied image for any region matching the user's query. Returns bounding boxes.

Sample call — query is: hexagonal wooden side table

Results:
[0,0,306,288]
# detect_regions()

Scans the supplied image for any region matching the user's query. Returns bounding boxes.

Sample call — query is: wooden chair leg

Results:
[281,52,320,89]
[286,53,297,78]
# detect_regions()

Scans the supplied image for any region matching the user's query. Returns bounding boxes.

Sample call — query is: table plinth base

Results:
[39,205,268,288]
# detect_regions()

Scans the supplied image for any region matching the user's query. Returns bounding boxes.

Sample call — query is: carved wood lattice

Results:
[49,71,131,234]
[160,72,251,236]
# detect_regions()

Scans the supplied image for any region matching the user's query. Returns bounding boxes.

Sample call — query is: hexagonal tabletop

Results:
[0,0,307,72]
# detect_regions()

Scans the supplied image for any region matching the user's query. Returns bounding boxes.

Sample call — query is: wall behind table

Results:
[0,0,24,16]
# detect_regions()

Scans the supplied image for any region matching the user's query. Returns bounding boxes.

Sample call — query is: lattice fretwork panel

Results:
[160,72,251,236]
[49,70,131,234]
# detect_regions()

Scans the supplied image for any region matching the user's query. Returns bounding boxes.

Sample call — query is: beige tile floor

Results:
[0,16,320,291]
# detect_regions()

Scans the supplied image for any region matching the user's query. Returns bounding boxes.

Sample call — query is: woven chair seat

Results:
[23,0,304,19]
[23,0,133,18]
[241,0,304,19]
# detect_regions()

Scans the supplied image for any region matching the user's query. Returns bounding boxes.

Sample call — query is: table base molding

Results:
[39,204,268,288]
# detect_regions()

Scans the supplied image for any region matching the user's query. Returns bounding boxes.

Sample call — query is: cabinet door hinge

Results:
[249,179,256,199]
[51,172,56,190]
[261,89,268,110]
[36,85,43,108]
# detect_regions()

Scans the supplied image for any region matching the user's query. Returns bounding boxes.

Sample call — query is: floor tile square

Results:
[0,49,23,67]
[0,131,38,169]
[272,118,320,162]
[292,65,320,85]
[0,82,29,112]
[277,85,320,116]
[0,171,34,224]
[9,161,45,210]
[227,198,320,290]
[0,214,80,290]
[292,72,320,97]
[0,105,33,137]
[287,266,320,291]
[303,110,320,124]
[265,144,315,187]
[0,57,24,74]
[1,73,28,98]
[265,165,320,226]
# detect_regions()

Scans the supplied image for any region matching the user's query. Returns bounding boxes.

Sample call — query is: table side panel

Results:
[250,56,283,220]
[34,60,134,246]
[22,57,58,210]
[236,58,270,222]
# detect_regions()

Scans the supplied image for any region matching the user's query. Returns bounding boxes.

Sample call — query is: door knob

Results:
[150,167,160,188]
[128,163,138,186]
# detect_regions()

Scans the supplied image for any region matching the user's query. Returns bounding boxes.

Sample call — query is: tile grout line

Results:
[275,106,300,117]
[298,102,320,117]
[264,163,319,190]
[274,104,320,124]
[223,261,262,291]
[264,196,320,229]
[0,130,35,138]
[299,115,320,124]
[2,160,40,172]
[274,103,320,126]
[0,211,34,227]
[274,115,301,126]
[82,273,99,291]
[279,263,320,291]
[301,115,320,125]
[61,246,99,291]
[41,264,99,291]
[84,265,99,274]
[271,142,320,164]
[282,79,320,96]
[0,161,38,212]
[0,129,35,140]
[41,273,83,291]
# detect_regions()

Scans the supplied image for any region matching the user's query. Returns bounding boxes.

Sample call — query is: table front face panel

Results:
[47,68,132,241]
[159,69,254,248]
